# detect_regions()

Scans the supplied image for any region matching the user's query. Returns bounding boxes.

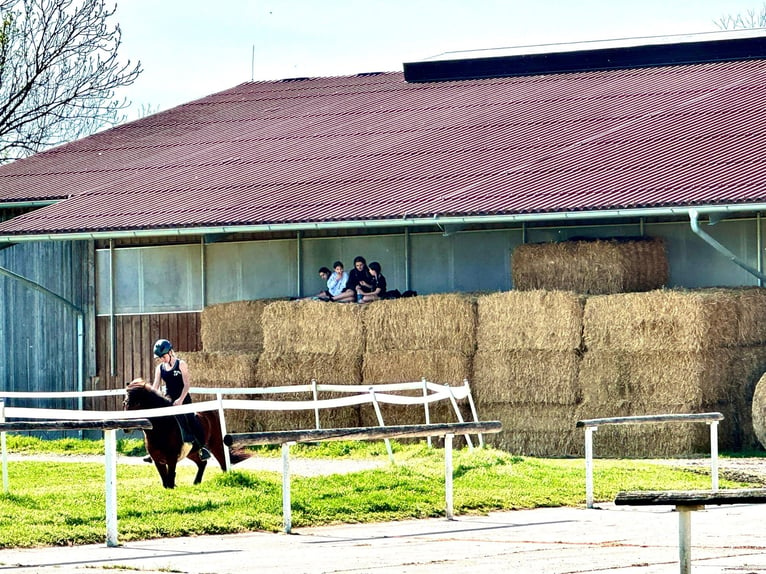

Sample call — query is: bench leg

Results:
[677,504,703,574]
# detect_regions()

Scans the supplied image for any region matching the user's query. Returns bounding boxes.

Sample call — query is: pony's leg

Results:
[188,451,207,484]
[154,462,174,489]
[166,460,178,489]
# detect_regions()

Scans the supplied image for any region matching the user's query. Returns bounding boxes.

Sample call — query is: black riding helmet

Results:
[153,338,173,357]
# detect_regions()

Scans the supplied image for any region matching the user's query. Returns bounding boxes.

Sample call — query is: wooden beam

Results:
[0,420,152,432]
[224,421,502,447]
[615,489,766,507]
[576,412,723,428]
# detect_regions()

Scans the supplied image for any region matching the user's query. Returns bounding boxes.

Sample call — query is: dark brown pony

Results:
[124,378,249,488]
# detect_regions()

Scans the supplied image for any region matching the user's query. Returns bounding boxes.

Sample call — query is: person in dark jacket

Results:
[360,261,387,303]
[347,255,373,302]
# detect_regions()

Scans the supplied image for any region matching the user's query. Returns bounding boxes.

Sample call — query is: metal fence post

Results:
[710,420,719,492]
[585,426,596,509]
[1,401,7,493]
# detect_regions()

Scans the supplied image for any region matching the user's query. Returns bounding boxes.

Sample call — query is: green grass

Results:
[0,437,760,548]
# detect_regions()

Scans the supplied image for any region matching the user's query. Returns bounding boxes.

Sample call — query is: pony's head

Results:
[124,378,171,410]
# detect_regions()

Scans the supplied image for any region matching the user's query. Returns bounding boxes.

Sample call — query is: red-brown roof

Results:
[1,54,766,238]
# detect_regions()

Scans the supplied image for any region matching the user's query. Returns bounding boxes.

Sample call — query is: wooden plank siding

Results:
[93,312,201,410]
[0,239,96,413]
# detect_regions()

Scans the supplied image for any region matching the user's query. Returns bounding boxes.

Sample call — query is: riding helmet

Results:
[153,338,173,357]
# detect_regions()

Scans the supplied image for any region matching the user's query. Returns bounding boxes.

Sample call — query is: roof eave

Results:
[0,203,764,243]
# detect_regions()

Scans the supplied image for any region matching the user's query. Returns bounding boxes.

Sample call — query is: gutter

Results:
[688,209,766,283]
[1,203,766,243]
[0,200,58,209]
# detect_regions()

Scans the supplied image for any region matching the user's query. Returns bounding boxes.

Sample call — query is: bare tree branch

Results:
[716,3,766,30]
[0,0,141,162]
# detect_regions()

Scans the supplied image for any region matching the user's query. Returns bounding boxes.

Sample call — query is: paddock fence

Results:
[576,412,724,509]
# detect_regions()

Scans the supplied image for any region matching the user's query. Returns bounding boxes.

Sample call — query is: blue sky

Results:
[115,0,762,115]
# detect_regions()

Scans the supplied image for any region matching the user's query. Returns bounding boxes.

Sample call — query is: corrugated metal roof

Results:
[1,55,766,237]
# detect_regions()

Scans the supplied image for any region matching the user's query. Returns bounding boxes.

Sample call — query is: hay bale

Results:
[262,300,365,355]
[225,398,361,434]
[583,289,742,351]
[511,237,668,294]
[578,349,737,409]
[471,350,581,405]
[479,403,580,456]
[751,371,766,452]
[363,294,476,355]
[476,290,584,352]
[362,350,472,385]
[734,288,766,346]
[200,300,273,353]
[180,351,259,387]
[256,351,362,385]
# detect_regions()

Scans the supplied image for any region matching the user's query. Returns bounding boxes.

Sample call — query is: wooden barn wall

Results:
[0,239,96,411]
[93,312,201,410]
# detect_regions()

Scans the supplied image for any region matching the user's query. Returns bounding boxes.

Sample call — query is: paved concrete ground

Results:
[3,502,766,573]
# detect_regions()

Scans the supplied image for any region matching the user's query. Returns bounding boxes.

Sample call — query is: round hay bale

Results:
[752,372,766,451]
[476,290,584,352]
[363,294,476,355]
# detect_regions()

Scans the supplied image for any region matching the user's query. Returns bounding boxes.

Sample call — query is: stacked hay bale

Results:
[579,288,766,455]
[251,300,365,431]
[473,290,585,455]
[361,294,477,428]
[512,237,668,294]
[181,300,269,430]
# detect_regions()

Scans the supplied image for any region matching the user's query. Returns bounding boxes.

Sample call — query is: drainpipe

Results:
[0,265,85,409]
[689,209,766,283]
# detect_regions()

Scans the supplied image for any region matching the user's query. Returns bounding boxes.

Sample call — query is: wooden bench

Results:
[615,489,766,574]
[225,421,502,533]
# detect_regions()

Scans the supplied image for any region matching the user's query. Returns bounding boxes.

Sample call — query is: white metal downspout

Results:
[689,209,766,283]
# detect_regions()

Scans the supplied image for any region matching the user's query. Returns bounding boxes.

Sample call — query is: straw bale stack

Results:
[263,300,364,355]
[479,403,580,456]
[511,237,668,294]
[181,351,259,388]
[476,290,584,352]
[583,289,765,351]
[362,350,471,386]
[578,350,737,409]
[200,300,275,353]
[246,300,367,432]
[472,350,581,405]
[257,352,362,385]
[361,294,476,425]
[363,294,476,355]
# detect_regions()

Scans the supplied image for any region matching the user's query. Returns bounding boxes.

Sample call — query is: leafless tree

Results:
[715,3,766,29]
[0,0,141,162]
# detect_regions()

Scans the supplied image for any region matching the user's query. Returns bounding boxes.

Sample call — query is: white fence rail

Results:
[576,412,724,509]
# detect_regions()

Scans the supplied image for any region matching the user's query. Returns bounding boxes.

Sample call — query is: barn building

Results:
[1,29,766,448]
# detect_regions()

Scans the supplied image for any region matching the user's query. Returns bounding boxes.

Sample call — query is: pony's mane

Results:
[125,379,171,409]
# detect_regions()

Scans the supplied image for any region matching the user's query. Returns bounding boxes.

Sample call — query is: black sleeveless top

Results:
[160,358,192,404]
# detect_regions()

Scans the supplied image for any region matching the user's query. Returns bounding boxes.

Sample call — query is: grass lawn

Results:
[0,435,759,548]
